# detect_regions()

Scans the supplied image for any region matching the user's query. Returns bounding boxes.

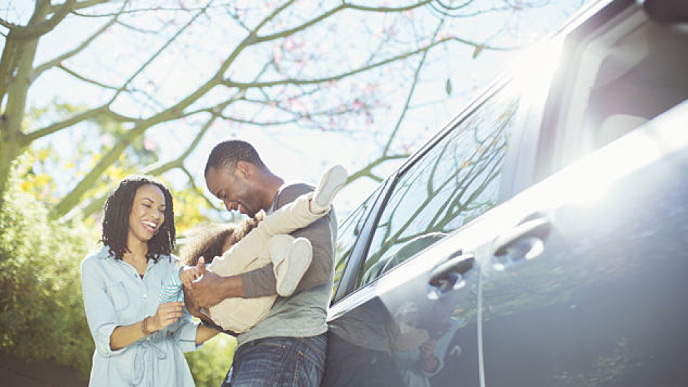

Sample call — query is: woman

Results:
[81,175,218,386]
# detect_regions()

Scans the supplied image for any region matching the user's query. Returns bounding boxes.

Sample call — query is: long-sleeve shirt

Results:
[235,183,337,346]
[81,246,200,387]
[159,267,184,304]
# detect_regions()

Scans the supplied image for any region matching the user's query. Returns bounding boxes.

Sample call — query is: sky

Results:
[2,0,590,221]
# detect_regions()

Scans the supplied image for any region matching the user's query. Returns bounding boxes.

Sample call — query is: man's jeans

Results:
[222,334,327,387]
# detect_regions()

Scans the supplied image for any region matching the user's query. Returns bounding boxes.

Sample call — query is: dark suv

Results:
[322,0,688,386]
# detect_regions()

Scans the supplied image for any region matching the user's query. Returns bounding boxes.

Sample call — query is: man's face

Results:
[206,165,260,217]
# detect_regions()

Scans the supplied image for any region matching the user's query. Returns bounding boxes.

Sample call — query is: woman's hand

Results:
[148,301,184,332]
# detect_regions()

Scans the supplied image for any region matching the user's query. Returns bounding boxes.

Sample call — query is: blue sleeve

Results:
[159,267,184,303]
[81,257,127,357]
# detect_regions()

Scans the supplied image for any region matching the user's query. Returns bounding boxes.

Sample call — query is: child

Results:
[160,165,347,333]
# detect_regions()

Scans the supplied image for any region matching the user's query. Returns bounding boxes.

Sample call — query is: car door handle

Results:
[428,252,475,299]
[493,217,551,259]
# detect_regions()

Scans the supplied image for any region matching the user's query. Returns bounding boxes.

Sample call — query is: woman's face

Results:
[127,184,166,244]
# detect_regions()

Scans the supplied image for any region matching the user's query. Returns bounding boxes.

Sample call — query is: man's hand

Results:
[191,257,244,308]
[183,287,203,319]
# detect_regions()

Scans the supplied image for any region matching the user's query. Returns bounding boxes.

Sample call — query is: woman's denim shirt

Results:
[81,246,200,386]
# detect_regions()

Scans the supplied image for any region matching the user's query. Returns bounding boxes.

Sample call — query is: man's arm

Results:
[184,280,238,337]
[190,257,244,308]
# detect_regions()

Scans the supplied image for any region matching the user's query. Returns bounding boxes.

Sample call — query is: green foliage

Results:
[0,169,97,378]
[0,164,236,384]
[185,334,237,387]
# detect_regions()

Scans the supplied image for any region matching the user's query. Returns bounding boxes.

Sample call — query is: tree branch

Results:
[32,16,117,79]
[253,1,432,44]
[347,154,409,184]
[53,64,122,90]
[22,105,108,144]
[180,166,222,211]
[10,0,77,41]
[49,0,111,14]
[58,112,217,222]
[382,17,444,157]
[108,0,212,104]
[223,35,496,89]
[0,17,16,30]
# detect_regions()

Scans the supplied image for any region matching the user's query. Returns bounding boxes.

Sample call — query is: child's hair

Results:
[179,212,265,266]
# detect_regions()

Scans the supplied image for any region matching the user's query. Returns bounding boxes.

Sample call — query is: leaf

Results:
[445,78,452,95]
[472,45,483,59]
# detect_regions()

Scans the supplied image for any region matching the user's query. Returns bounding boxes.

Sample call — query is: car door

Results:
[478,102,688,387]
[479,0,688,385]
[322,74,532,387]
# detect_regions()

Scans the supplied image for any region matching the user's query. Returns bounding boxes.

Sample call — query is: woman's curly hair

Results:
[101,175,176,262]
[179,212,264,266]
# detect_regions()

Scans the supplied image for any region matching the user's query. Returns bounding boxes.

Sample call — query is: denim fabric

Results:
[222,334,327,387]
[81,247,200,387]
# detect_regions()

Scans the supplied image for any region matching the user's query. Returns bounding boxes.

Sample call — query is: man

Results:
[191,140,339,386]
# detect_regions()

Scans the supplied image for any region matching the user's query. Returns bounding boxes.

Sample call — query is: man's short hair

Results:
[204,140,267,176]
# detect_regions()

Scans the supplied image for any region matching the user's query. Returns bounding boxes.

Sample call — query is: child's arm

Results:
[179,265,201,289]
[159,267,185,304]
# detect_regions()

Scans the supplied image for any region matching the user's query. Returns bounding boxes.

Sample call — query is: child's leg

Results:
[268,234,312,297]
[311,164,348,213]
[209,294,277,333]
[209,189,326,276]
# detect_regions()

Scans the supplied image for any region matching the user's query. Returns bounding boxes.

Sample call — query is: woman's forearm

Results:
[110,318,153,350]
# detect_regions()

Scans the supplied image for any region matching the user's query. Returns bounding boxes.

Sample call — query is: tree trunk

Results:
[0,4,47,213]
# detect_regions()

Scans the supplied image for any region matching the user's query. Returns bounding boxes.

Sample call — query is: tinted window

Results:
[332,185,382,296]
[358,84,521,287]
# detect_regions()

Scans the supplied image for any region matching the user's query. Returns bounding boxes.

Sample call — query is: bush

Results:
[0,173,236,384]
[0,178,96,378]
[185,334,237,387]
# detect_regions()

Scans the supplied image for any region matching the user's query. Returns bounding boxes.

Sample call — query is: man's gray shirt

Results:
[237,182,337,346]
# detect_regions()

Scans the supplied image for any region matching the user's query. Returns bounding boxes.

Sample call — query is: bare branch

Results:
[52,81,243,218]
[224,40,433,89]
[383,17,444,157]
[32,16,117,79]
[113,18,161,34]
[253,1,431,44]
[22,105,109,144]
[54,64,122,90]
[180,166,221,210]
[346,154,409,185]
[49,0,111,14]
[108,1,213,104]
[71,2,232,18]
[0,17,16,30]
[58,112,218,222]
[11,0,77,41]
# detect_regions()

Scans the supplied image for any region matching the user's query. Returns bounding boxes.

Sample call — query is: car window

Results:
[357,83,522,288]
[550,12,688,172]
[332,185,383,297]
